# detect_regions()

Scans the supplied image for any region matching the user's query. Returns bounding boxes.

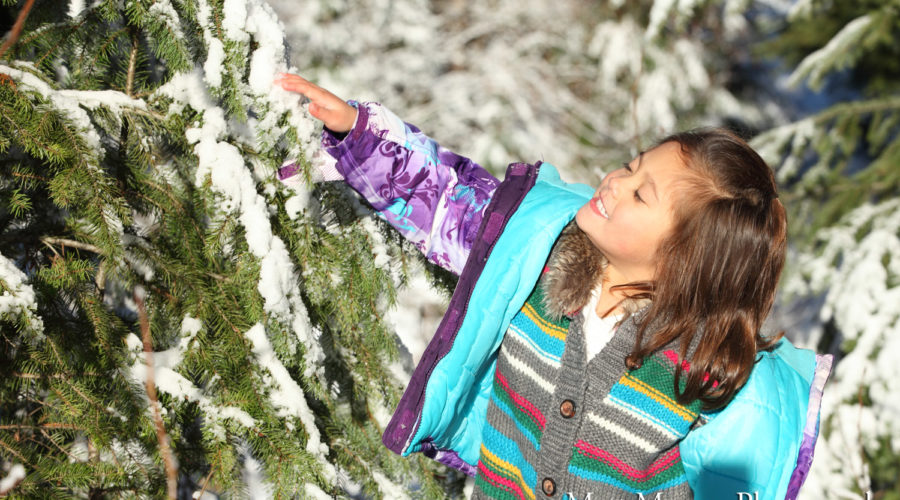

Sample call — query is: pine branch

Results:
[0,423,82,431]
[3,0,448,495]
[40,237,107,291]
[0,0,35,60]
[125,28,139,98]
[811,95,900,125]
[12,372,101,379]
[135,290,178,500]
[0,96,59,162]
[123,106,166,121]
[787,13,875,91]
[37,428,79,463]
[0,436,33,469]
[40,237,103,255]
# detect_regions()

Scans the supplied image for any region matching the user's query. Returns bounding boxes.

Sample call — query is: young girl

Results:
[275,74,832,500]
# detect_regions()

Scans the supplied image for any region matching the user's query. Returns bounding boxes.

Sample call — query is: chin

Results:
[574,204,590,230]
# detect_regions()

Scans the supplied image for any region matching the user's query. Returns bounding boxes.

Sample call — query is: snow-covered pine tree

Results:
[0,0,453,497]
[750,1,900,497]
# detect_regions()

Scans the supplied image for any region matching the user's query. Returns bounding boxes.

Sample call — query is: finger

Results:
[274,73,314,88]
[275,76,316,96]
[275,72,311,85]
[275,74,315,96]
[275,74,335,103]
[281,81,342,110]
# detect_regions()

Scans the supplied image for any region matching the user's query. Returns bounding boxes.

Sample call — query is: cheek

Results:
[640,223,672,258]
[619,213,668,256]
[610,236,655,261]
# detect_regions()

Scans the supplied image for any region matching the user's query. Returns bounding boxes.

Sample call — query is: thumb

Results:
[308,101,356,133]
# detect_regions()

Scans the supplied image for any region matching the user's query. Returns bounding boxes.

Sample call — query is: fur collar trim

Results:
[539,221,649,321]
[539,221,606,320]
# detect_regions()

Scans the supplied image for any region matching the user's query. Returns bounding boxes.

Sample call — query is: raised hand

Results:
[275,73,358,133]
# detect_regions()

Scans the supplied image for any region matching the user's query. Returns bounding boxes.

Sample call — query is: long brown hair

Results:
[623,128,787,410]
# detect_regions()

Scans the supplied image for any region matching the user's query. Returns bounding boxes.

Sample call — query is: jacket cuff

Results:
[322,100,367,150]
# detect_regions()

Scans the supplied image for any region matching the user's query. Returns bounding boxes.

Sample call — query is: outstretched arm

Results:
[276,73,500,275]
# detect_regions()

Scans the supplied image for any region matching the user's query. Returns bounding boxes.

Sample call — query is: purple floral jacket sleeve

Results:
[293,102,500,275]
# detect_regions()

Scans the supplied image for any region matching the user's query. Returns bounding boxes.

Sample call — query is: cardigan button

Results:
[559,399,576,418]
[541,477,556,496]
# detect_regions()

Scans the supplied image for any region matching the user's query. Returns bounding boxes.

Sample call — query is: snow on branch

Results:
[797,198,900,495]
[0,62,153,175]
[147,1,186,43]
[124,315,257,437]
[0,464,26,496]
[787,14,874,91]
[67,0,84,19]
[0,63,104,156]
[154,0,328,383]
[0,252,44,336]
[752,117,817,183]
[645,0,703,41]
[244,323,336,482]
[646,0,677,40]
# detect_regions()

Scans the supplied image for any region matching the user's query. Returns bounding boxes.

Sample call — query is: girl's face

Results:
[575,141,686,283]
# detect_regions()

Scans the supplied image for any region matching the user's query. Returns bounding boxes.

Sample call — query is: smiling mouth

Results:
[591,196,609,219]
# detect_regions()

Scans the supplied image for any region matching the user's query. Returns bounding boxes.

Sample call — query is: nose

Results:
[606,171,624,198]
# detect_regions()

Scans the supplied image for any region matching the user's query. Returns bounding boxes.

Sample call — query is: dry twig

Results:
[0,0,36,60]
[135,290,178,499]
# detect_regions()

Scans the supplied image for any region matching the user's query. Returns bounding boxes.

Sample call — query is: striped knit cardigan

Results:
[474,271,701,500]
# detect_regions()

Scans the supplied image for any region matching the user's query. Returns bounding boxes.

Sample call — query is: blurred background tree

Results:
[750,1,900,498]
[273,0,771,182]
